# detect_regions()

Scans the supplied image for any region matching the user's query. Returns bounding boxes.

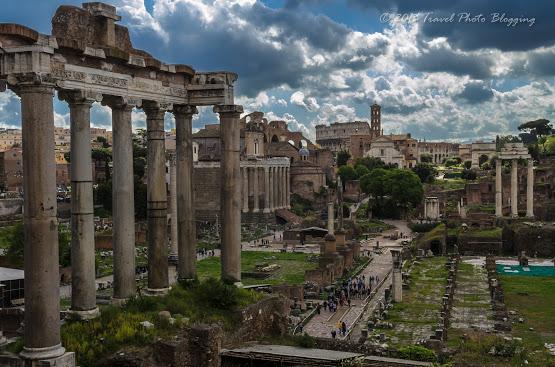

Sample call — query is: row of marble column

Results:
[241,165,290,213]
[11,79,245,361]
[495,159,534,218]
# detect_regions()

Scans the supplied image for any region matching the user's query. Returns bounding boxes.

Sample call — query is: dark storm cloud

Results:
[527,51,555,77]
[404,47,493,79]
[348,0,555,52]
[456,82,494,104]
[124,2,385,98]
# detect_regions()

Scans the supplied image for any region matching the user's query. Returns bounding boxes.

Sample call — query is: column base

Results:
[111,297,131,306]
[262,208,271,214]
[252,208,260,213]
[241,209,249,213]
[511,214,519,219]
[2,352,75,367]
[68,307,100,320]
[19,344,66,361]
[526,213,534,219]
[233,282,244,288]
[144,287,170,297]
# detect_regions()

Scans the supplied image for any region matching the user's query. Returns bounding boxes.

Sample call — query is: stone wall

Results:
[502,222,555,257]
[224,296,291,347]
[0,199,22,217]
[194,165,220,221]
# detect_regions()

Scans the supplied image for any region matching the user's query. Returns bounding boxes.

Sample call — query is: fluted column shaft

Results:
[510,160,518,218]
[286,166,291,209]
[253,166,260,212]
[276,167,283,209]
[526,159,534,218]
[169,156,178,256]
[174,106,197,280]
[144,104,169,293]
[242,167,249,213]
[495,159,502,217]
[18,82,65,360]
[282,166,287,208]
[61,91,99,319]
[105,97,136,302]
[269,166,275,211]
[215,105,243,284]
[263,166,270,213]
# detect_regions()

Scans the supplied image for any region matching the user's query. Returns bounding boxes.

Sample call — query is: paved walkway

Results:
[303,221,410,339]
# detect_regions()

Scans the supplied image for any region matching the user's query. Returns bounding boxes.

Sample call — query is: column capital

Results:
[102,95,140,111]
[58,89,102,106]
[213,104,243,116]
[8,73,56,97]
[143,101,166,120]
[174,105,198,116]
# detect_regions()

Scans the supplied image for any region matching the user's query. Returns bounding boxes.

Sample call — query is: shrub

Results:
[293,333,315,348]
[408,222,440,233]
[461,169,477,180]
[398,345,437,362]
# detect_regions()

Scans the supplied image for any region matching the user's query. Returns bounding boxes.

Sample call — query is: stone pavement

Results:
[303,222,410,339]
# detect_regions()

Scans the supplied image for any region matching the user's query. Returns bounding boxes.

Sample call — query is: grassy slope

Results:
[197,251,318,286]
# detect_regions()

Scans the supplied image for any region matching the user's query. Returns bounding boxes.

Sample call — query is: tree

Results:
[355,156,385,171]
[336,150,351,167]
[420,154,433,163]
[6,222,71,268]
[385,169,424,215]
[444,157,461,167]
[354,164,370,179]
[96,136,110,148]
[461,169,477,180]
[338,165,357,184]
[412,163,436,184]
[478,154,489,167]
[543,136,555,155]
[496,135,520,150]
[518,119,553,137]
[463,161,472,169]
[360,168,389,214]
[92,148,112,180]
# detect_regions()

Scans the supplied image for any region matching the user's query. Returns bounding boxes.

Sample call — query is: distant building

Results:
[0,129,22,151]
[315,104,382,154]
[0,147,23,192]
[418,141,459,164]
[364,135,406,168]
[471,141,496,168]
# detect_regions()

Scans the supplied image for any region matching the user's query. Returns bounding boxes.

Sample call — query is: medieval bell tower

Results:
[370,103,381,137]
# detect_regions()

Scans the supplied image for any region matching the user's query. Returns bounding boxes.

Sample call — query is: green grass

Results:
[462,227,502,239]
[432,178,467,191]
[373,257,447,346]
[197,251,318,286]
[0,224,16,249]
[57,279,264,367]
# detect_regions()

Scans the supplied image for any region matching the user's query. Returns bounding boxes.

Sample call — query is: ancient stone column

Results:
[215,105,244,284]
[327,201,335,235]
[269,166,275,212]
[526,159,534,218]
[263,166,271,213]
[278,166,284,209]
[144,103,169,294]
[495,159,502,217]
[105,97,136,303]
[282,165,287,209]
[391,249,402,302]
[60,90,99,319]
[253,166,260,213]
[286,166,291,209]
[174,106,197,281]
[511,159,518,218]
[17,81,66,361]
[242,166,249,213]
[169,154,178,256]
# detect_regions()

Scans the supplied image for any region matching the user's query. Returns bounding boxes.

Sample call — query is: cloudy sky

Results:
[1,0,555,142]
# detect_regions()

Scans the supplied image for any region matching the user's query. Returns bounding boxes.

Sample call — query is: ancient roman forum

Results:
[0,3,243,363]
[495,143,534,218]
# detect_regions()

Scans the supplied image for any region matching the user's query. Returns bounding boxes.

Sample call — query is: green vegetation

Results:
[2,222,71,268]
[197,251,318,285]
[337,150,351,167]
[290,193,315,217]
[408,222,439,233]
[432,178,467,191]
[500,275,555,366]
[373,257,447,346]
[462,227,502,239]
[56,279,264,367]
[398,345,437,362]
[360,168,423,219]
[412,162,437,184]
